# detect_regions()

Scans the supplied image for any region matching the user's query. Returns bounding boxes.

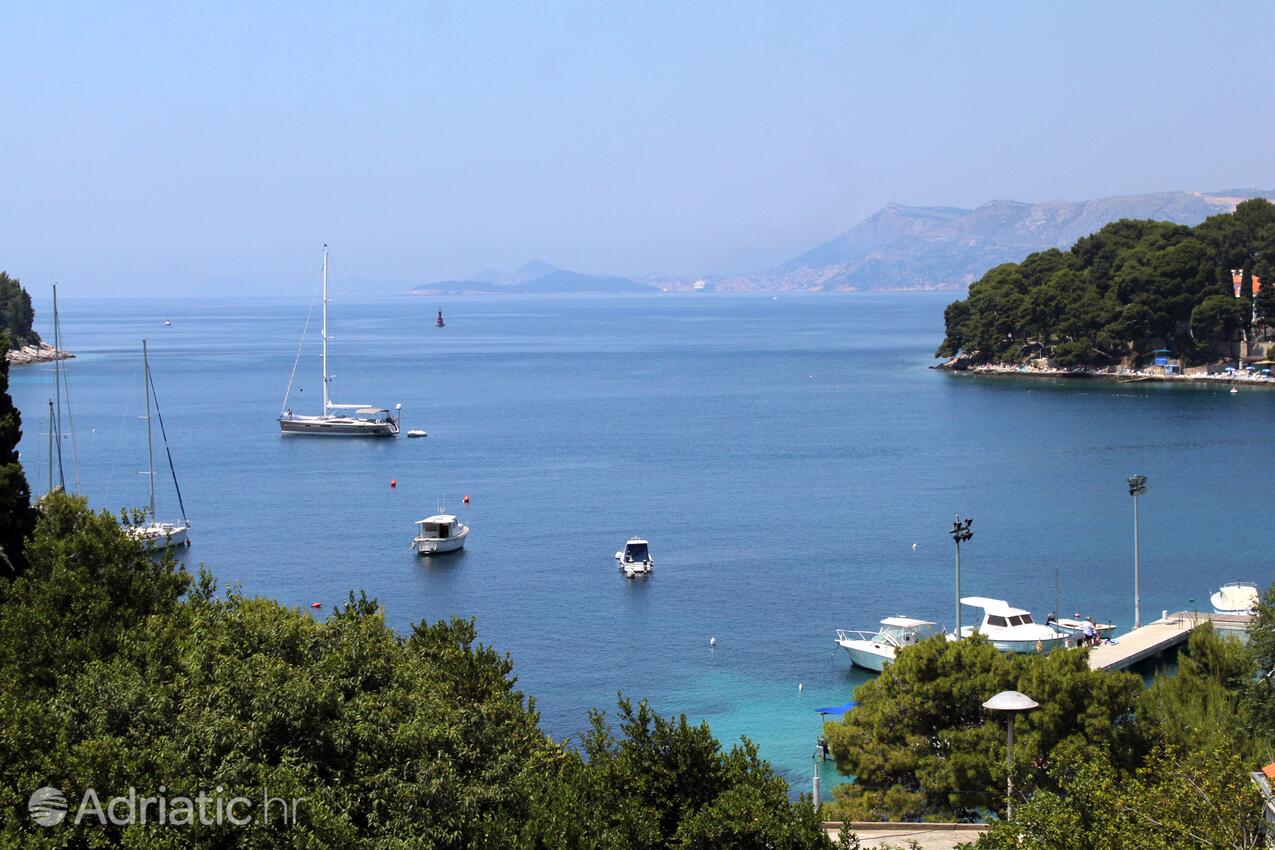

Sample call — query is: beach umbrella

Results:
[1225,366,1237,372]
[1264,369,1272,375]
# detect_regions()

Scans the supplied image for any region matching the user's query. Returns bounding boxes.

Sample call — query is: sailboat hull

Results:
[279,416,399,437]
[129,523,189,548]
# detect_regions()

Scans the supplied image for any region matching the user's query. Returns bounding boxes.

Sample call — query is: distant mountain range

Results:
[412,189,1275,295]
[412,261,654,295]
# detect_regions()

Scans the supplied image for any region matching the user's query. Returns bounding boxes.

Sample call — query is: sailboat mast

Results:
[47,399,54,496]
[143,339,156,520]
[321,244,330,416]
[51,284,65,490]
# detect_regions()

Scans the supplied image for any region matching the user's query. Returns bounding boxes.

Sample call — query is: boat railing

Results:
[835,629,888,644]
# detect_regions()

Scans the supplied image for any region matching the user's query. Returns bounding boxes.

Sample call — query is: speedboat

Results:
[412,514,469,555]
[1052,617,1115,642]
[615,538,653,577]
[407,429,428,438]
[959,597,1068,653]
[1211,581,1260,615]
[835,617,944,672]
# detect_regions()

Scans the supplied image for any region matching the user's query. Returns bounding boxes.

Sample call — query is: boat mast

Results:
[47,399,54,496]
[321,244,330,417]
[143,339,156,520]
[51,284,65,490]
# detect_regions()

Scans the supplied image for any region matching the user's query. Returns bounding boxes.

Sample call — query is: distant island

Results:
[423,189,1275,295]
[935,198,1275,375]
[412,261,655,295]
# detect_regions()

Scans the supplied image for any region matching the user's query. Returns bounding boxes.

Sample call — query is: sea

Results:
[9,291,1274,790]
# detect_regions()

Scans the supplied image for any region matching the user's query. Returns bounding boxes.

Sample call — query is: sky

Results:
[2,1,1273,296]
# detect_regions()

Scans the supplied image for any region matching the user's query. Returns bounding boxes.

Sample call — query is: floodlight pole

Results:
[950,516,973,639]
[1127,475,1148,629]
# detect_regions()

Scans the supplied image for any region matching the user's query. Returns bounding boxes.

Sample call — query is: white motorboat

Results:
[615,538,653,577]
[1211,581,1260,615]
[407,429,428,438]
[1052,617,1115,642]
[412,514,469,555]
[835,617,944,672]
[278,245,401,437]
[126,340,191,550]
[958,597,1068,653]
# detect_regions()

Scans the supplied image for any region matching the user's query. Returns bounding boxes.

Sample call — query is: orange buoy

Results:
[391,479,397,488]
[311,602,321,609]
[463,494,470,504]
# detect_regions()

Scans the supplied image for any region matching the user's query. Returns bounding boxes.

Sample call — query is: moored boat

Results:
[1211,581,1260,615]
[615,538,653,577]
[835,617,944,672]
[412,514,469,555]
[958,597,1068,653]
[125,339,191,550]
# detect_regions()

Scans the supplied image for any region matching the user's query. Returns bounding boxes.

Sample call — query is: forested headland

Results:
[936,198,1275,368]
[0,272,39,349]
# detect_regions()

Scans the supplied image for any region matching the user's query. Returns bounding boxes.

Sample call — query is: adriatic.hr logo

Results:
[28,786,69,826]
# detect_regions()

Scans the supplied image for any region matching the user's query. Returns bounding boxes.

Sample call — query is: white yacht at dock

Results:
[1211,581,1260,615]
[278,245,401,437]
[836,617,944,672]
[958,597,1068,653]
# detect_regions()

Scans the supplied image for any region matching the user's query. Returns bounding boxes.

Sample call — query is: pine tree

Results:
[0,332,35,575]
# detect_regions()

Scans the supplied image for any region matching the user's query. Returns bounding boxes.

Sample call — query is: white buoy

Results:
[709,636,716,647]
[912,543,918,552]
[798,683,804,692]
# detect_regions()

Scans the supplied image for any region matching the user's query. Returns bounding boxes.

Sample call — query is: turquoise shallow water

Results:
[9,291,1274,789]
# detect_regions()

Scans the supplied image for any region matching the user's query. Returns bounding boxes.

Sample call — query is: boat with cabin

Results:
[835,617,944,672]
[412,514,469,555]
[958,597,1068,653]
[1211,581,1260,615]
[278,245,401,437]
[615,538,653,577]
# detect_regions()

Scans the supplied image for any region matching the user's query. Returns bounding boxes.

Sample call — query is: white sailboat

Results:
[127,340,190,548]
[279,245,400,437]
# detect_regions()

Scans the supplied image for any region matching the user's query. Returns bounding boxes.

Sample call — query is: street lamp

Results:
[1127,475,1148,629]
[950,516,974,639]
[982,690,1039,819]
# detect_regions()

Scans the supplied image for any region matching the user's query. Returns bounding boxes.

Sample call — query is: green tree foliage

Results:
[1139,624,1260,760]
[0,271,39,349]
[0,495,831,849]
[1246,581,1275,750]
[937,201,1275,366]
[0,332,35,575]
[973,744,1265,850]
[821,636,1144,821]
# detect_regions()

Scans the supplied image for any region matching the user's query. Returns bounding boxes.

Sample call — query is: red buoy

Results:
[391,479,397,488]
[311,602,321,609]
[463,494,470,504]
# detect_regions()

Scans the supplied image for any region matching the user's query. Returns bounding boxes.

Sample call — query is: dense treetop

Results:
[0,272,39,349]
[936,199,1275,367]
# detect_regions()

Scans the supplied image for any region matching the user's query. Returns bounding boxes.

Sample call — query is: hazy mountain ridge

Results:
[751,189,1275,292]
[413,261,654,295]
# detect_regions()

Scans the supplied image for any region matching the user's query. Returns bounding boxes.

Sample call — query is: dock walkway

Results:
[1088,611,1251,671]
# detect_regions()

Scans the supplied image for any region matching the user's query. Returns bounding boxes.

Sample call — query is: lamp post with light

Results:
[950,516,973,639]
[1127,475,1147,629]
[982,690,1039,820]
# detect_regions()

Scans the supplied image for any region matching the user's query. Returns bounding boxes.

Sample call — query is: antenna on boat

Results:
[321,244,330,417]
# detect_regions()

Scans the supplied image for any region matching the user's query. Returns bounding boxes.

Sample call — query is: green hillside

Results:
[936,198,1275,367]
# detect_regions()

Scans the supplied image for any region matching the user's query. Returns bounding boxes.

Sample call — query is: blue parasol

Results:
[815,701,858,716]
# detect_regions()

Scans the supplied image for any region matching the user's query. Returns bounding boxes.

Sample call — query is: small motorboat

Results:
[958,597,1069,653]
[1211,581,1260,615]
[435,310,445,328]
[835,617,944,672]
[412,514,469,555]
[1051,616,1116,642]
[407,429,428,438]
[1230,386,1239,394]
[615,538,653,577]
[163,319,172,326]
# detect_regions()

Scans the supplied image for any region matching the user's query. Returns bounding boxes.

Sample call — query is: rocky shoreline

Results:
[5,342,74,366]
[936,359,1275,388]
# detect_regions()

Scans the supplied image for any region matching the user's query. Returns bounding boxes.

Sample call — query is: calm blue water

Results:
[9,292,1274,789]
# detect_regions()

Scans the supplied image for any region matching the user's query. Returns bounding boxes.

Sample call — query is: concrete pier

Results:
[1088,611,1251,671]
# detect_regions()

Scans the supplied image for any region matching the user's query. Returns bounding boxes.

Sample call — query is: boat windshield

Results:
[624,542,649,562]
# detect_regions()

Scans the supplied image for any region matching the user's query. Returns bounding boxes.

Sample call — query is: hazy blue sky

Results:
[2,1,1273,295]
